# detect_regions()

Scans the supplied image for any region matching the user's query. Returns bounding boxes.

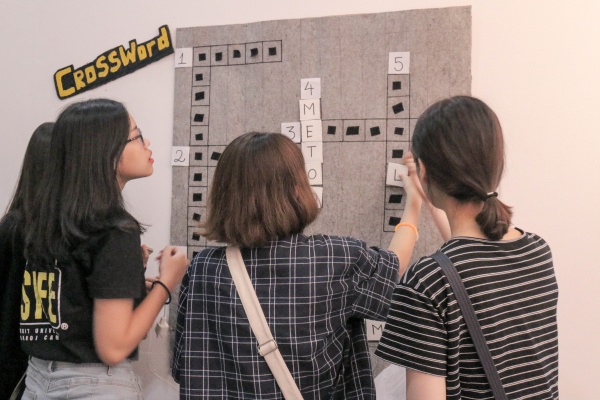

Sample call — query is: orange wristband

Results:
[395,222,419,241]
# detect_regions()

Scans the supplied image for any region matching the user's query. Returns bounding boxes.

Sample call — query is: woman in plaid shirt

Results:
[173,132,422,399]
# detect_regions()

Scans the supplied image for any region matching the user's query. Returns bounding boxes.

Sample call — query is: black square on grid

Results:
[195,73,203,81]
[392,81,402,90]
[370,126,381,136]
[233,49,241,58]
[389,194,403,204]
[192,213,201,221]
[392,149,404,159]
[394,127,404,136]
[268,47,277,56]
[194,114,204,122]
[215,52,223,62]
[193,193,202,202]
[199,53,207,61]
[195,152,203,161]
[250,48,259,57]
[193,173,203,182]
[392,102,404,114]
[195,91,205,101]
[346,126,359,136]
[192,233,200,241]
[327,126,336,135]
[389,216,401,226]
[195,133,203,141]
[211,152,221,161]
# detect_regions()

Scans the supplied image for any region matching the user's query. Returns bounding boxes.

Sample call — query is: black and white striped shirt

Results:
[173,234,399,399]
[375,229,559,399]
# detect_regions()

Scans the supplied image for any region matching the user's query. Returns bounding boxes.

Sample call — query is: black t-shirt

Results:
[20,229,146,363]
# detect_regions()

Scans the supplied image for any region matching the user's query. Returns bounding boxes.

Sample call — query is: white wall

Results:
[1,1,597,398]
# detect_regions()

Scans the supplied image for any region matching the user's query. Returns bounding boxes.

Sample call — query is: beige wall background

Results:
[1,1,597,398]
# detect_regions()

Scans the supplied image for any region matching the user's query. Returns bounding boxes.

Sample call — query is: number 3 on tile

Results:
[388,52,410,74]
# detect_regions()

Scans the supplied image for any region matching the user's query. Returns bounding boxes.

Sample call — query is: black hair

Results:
[24,98,143,264]
[5,122,54,215]
[1,122,54,239]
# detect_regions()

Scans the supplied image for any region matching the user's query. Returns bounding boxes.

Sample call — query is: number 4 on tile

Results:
[301,78,321,99]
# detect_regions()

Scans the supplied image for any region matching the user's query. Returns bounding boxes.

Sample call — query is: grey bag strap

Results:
[430,251,509,400]
[225,246,304,400]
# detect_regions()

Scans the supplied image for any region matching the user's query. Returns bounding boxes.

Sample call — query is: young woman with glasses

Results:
[19,98,188,399]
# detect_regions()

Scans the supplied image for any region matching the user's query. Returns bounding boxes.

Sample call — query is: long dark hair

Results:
[201,132,320,247]
[24,98,142,264]
[5,122,54,216]
[1,122,54,242]
[412,96,513,240]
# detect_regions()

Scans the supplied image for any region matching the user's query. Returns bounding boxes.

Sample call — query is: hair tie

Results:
[484,191,498,200]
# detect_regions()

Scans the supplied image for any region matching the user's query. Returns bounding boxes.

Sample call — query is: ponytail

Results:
[475,196,513,240]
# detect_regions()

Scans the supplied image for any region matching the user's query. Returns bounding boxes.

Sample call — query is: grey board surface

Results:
[170,6,471,395]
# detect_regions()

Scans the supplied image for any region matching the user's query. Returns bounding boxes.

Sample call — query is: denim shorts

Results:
[22,356,143,400]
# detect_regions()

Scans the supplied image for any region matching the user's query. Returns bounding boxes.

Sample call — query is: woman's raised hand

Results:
[156,246,189,291]
[401,151,425,204]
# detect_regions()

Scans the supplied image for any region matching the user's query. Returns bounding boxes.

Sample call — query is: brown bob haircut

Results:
[201,132,320,247]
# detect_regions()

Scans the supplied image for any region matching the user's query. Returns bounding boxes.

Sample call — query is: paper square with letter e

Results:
[301,121,323,142]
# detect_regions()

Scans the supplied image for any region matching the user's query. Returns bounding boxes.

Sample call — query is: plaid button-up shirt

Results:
[173,234,399,399]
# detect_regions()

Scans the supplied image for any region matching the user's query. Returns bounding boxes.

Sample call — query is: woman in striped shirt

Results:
[375,96,559,399]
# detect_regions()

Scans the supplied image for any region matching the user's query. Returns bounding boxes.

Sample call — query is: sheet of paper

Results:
[281,122,301,143]
[311,186,323,208]
[388,52,410,74]
[300,78,321,99]
[301,120,323,142]
[375,363,406,400]
[171,146,190,166]
[386,162,408,187]
[365,319,386,341]
[299,99,321,121]
[305,163,323,185]
[301,141,323,163]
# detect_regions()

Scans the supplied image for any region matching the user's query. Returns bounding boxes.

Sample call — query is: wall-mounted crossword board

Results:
[169,6,471,394]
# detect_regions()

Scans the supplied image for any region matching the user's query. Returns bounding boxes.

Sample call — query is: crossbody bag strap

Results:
[225,246,304,400]
[430,251,508,400]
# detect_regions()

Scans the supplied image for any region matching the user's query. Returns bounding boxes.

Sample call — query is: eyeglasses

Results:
[126,127,144,145]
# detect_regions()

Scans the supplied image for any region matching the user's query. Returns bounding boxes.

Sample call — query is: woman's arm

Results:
[93,245,188,366]
[406,368,446,400]
[387,160,422,276]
